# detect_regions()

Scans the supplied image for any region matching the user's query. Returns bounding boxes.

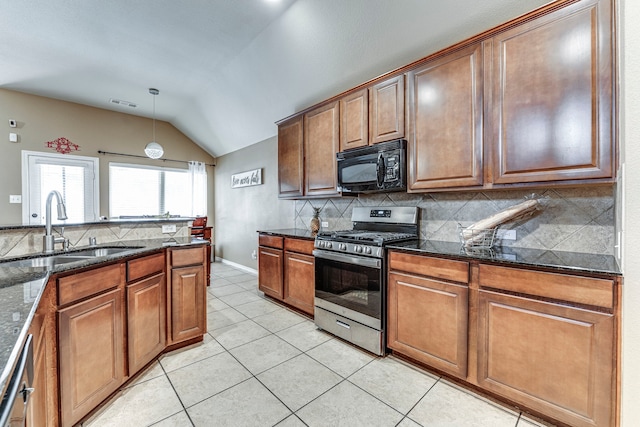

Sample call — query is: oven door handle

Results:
[313,249,381,269]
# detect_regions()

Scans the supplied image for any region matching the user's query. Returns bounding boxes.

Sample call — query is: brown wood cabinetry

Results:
[167,246,207,345]
[340,88,368,151]
[487,0,613,185]
[258,235,284,299]
[370,74,405,145]
[387,252,469,378]
[304,101,340,197]
[407,44,484,191]
[127,255,166,375]
[278,115,304,199]
[58,278,125,427]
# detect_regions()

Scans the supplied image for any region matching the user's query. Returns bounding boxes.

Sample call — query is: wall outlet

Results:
[251,250,257,260]
[321,221,329,228]
[162,224,176,233]
[496,229,516,240]
[9,195,21,204]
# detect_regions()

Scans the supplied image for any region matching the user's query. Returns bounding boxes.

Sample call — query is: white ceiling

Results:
[0,0,551,157]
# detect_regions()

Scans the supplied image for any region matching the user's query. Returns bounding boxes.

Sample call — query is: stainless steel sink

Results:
[69,247,142,257]
[0,246,143,269]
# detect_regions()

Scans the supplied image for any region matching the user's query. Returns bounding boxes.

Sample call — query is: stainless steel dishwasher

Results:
[0,335,34,427]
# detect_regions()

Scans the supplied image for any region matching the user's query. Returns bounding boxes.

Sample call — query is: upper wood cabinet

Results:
[407,43,484,191]
[487,0,614,185]
[370,75,405,144]
[304,101,340,197]
[278,115,304,199]
[340,88,369,151]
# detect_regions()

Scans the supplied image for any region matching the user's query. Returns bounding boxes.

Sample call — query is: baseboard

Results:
[215,257,257,275]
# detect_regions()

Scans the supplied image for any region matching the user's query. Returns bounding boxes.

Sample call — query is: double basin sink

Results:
[1,247,143,269]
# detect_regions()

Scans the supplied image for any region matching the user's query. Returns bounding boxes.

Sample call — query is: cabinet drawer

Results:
[478,264,614,309]
[58,263,123,306]
[127,252,165,282]
[259,234,284,249]
[389,252,469,284]
[171,246,206,268]
[284,238,314,255]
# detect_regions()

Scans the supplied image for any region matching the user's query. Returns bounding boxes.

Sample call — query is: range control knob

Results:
[318,241,324,248]
[339,243,347,251]
[326,242,333,249]
[364,247,372,254]
[355,246,363,253]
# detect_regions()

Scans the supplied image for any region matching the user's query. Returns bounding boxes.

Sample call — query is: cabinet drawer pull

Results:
[336,320,351,329]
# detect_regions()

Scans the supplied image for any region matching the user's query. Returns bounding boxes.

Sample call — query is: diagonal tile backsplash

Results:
[294,186,615,255]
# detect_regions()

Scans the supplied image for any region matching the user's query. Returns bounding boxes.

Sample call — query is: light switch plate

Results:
[321,221,329,228]
[162,224,176,233]
[9,195,21,203]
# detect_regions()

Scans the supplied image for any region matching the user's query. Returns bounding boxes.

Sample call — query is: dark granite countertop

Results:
[0,237,208,397]
[257,229,316,240]
[0,217,195,231]
[387,240,621,276]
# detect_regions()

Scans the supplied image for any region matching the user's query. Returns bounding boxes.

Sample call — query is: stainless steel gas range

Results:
[313,206,419,355]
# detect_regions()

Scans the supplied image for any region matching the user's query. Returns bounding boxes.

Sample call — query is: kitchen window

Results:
[109,162,206,218]
[21,151,99,225]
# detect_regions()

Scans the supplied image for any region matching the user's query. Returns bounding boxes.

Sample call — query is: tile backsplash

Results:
[294,187,614,255]
[0,221,191,259]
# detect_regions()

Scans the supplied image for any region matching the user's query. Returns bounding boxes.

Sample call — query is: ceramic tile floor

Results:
[84,262,554,427]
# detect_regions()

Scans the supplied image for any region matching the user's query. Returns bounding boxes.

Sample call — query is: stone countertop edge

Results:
[0,217,196,230]
[257,229,316,240]
[0,237,209,399]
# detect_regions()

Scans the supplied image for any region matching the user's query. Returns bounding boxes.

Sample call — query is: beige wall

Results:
[0,89,215,224]
[214,136,294,269]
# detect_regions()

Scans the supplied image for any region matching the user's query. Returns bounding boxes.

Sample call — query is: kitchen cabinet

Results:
[278,115,304,199]
[283,238,315,316]
[258,234,284,299]
[486,0,614,185]
[304,101,340,197]
[407,43,484,191]
[57,263,125,427]
[476,264,616,427]
[126,252,166,376]
[370,74,405,145]
[339,88,368,151]
[167,246,207,345]
[387,252,470,378]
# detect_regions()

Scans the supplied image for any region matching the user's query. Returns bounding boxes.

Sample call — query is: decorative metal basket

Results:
[458,223,498,249]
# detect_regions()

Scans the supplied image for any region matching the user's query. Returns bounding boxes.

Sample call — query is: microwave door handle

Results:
[376,153,385,188]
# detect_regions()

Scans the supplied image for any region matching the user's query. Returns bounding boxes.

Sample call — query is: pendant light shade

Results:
[145,88,163,159]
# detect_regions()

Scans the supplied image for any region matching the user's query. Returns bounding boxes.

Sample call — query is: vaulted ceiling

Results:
[0,0,550,157]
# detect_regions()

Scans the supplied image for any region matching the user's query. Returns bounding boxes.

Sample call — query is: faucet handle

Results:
[89,237,97,246]
[63,239,71,252]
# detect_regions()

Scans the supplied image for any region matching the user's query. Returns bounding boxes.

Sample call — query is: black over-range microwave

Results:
[336,139,407,194]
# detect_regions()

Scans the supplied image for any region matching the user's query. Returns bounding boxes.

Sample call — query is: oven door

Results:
[313,249,383,330]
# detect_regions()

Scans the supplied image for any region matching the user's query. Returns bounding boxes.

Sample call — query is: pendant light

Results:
[144,88,164,159]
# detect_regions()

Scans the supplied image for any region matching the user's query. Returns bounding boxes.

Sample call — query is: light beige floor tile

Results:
[167,351,252,408]
[206,296,230,312]
[86,375,182,427]
[210,283,246,297]
[211,319,271,349]
[230,334,301,374]
[275,414,307,427]
[218,290,263,306]
[188,378,291,427]
[517,415,555,427]
[209,277,233,288]
[348,357,438,414]
[296,380,403,427]
[224,273,259,284]
[214,269,248,278]
[160,333,225,373]
[253,308,307,333]
[257,354,342,411]
[236,279,258,290]
[234,298,282,318]
[307,339,375,378]
[207,307,248,331]
[127,360,165,387]
[397,417,422,427]
[275,320,332,351]
[150,410,193,426]
[408,381,519,427]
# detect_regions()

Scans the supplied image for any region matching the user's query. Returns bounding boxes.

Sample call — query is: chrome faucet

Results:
[43,190,68,253]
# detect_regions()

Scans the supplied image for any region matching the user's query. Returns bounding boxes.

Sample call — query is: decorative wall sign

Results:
[46,137,80,154]
[231,168,262,188]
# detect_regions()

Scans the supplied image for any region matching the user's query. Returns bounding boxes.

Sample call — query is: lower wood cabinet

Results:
[58,288,125,426]
[258,246,284,299]
[127,272,166,375]
[477,289,615,427]
[283,251,315,315]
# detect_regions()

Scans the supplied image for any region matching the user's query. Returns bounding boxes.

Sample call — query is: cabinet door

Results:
[170,265,206,343]
[127,272,166,375]
[370,74,405,144]
[304,101,340,197]
[258,246,284,299]
[477,290,614,427]
[59,289,124,427]
[340,88,369,151]
[388,272,468,378]
[407,44,484,191]
[488,0,613,184]
[27,312,47,427]
[278,115,304,198]
[284,251,315,315]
